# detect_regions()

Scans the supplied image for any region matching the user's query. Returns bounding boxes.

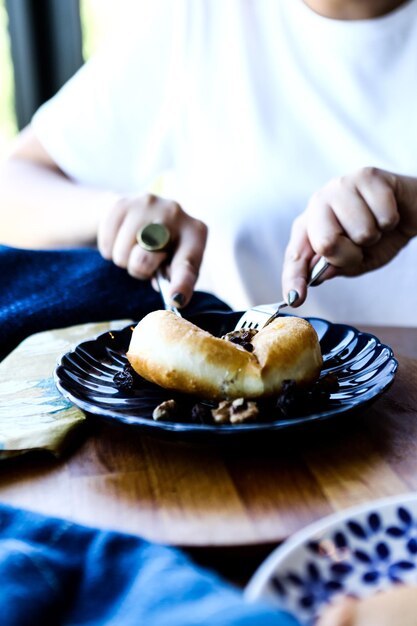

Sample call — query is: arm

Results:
[0,126,116,248]
[282,167,417,305]
[0,126,207,308]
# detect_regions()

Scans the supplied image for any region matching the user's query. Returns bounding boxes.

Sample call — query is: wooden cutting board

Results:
[1,341,417,547]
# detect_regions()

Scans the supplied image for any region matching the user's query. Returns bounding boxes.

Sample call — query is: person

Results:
[1,0,417,328]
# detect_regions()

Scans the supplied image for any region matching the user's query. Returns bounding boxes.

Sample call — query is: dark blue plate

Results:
[54,312,398,441]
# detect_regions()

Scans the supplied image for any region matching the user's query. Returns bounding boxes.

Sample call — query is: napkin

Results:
[0,321,128,458]
[0,503,300,626]
[0,245,231,362]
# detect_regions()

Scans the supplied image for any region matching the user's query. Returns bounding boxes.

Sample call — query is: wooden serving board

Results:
[1,343,417,547]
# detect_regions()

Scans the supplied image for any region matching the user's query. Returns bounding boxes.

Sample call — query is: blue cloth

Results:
[0,504,300,626]
[0,245,231,361]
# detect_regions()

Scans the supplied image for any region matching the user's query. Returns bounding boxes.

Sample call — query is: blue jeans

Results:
[0,245,231,361]
[0,504,300,626]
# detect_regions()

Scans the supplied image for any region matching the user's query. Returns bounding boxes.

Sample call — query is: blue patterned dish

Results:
[54,311,397,442]
[245,492,417,625]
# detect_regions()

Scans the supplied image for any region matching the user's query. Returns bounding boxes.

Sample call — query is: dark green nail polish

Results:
[171,293,185,307]
[287,290,299,306]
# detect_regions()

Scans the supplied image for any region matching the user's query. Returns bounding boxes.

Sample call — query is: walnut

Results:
[152,399,177,421]
[211,400,232,424]
[211,397,259,424]
[229,398,259,423]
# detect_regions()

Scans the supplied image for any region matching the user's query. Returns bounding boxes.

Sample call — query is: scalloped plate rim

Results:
[54,314,398,435]
[244,491,417,614]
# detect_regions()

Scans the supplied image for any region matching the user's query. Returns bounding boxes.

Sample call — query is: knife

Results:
[155,269,182,317]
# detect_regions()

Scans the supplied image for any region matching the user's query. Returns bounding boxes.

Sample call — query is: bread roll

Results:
[127,310,322,400]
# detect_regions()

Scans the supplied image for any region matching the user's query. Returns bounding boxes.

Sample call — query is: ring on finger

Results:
[136,223,171,252]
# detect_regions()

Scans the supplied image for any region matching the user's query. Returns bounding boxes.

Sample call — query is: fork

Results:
[234,256,330,331]
[155,269,182,317]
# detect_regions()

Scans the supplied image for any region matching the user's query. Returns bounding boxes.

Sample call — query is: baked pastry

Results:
[127,310,322,400]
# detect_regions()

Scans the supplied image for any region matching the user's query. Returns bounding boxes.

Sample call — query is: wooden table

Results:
[1,325,417,585]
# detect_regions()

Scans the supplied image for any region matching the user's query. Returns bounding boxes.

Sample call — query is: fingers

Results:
[97,197,128,260]
[306,199,364,267]
[282,167,402,301]
[317,169,398,252]
[98,195,167,278]
[97,193,208,308]
[315,597,357,626]
[355,167,399,232]
[317,191,380,249]
[394,173,417,237]
[282,216,338,307]
[306,170,396,259]
[282,217,316,306]
[169,219,208,306]
[127,245,167,280]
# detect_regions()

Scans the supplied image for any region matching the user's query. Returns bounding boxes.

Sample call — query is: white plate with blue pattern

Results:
[245,492,417,625]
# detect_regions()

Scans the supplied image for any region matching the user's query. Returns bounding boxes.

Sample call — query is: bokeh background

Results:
[0,0,121,158]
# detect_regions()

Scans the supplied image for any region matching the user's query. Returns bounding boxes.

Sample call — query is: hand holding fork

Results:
[234,256,329,331]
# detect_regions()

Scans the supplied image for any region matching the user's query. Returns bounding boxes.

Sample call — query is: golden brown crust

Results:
[127,310,323,400]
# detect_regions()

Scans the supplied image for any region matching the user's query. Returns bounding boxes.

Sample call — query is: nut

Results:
[211,400,232,424]
[152,399,178,421]
[230,398,259,423]
[211,397,259,424]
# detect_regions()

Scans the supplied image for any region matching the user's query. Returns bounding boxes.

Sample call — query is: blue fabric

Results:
[0,245,231,361]
[0,504,300,626]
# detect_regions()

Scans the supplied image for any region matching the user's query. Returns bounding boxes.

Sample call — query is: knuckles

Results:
[117,194,208,241]
[113,196,133,215]
[357,165,383,182]
[144,193,157,206]
[164,200,183,221]
[192,218,208,241]
[352,228,380,246]
[314,235,339,258]
[325,167,387,194]
[104,193,208,284]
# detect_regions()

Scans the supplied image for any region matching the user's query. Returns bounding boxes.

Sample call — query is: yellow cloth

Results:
[0,321,131,458]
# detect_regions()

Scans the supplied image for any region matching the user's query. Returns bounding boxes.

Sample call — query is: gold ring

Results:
[136,223,171,252]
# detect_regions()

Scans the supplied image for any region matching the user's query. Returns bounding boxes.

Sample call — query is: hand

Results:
[316,585,417,626]
[97,193,208,308]
[282,167,417,306]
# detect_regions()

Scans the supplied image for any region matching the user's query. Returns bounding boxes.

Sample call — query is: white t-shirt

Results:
[32,0,417,326]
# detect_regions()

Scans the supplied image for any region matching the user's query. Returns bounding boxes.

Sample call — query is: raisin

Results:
[191,403,213,424]
[281,379,297,393]
[240,330,257,342]
[113,369,134,390]
[242,342,254,352]
[113,363,144,391]
[275,380,311,417]
[317,373,339,392]
[153,399,178,421]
